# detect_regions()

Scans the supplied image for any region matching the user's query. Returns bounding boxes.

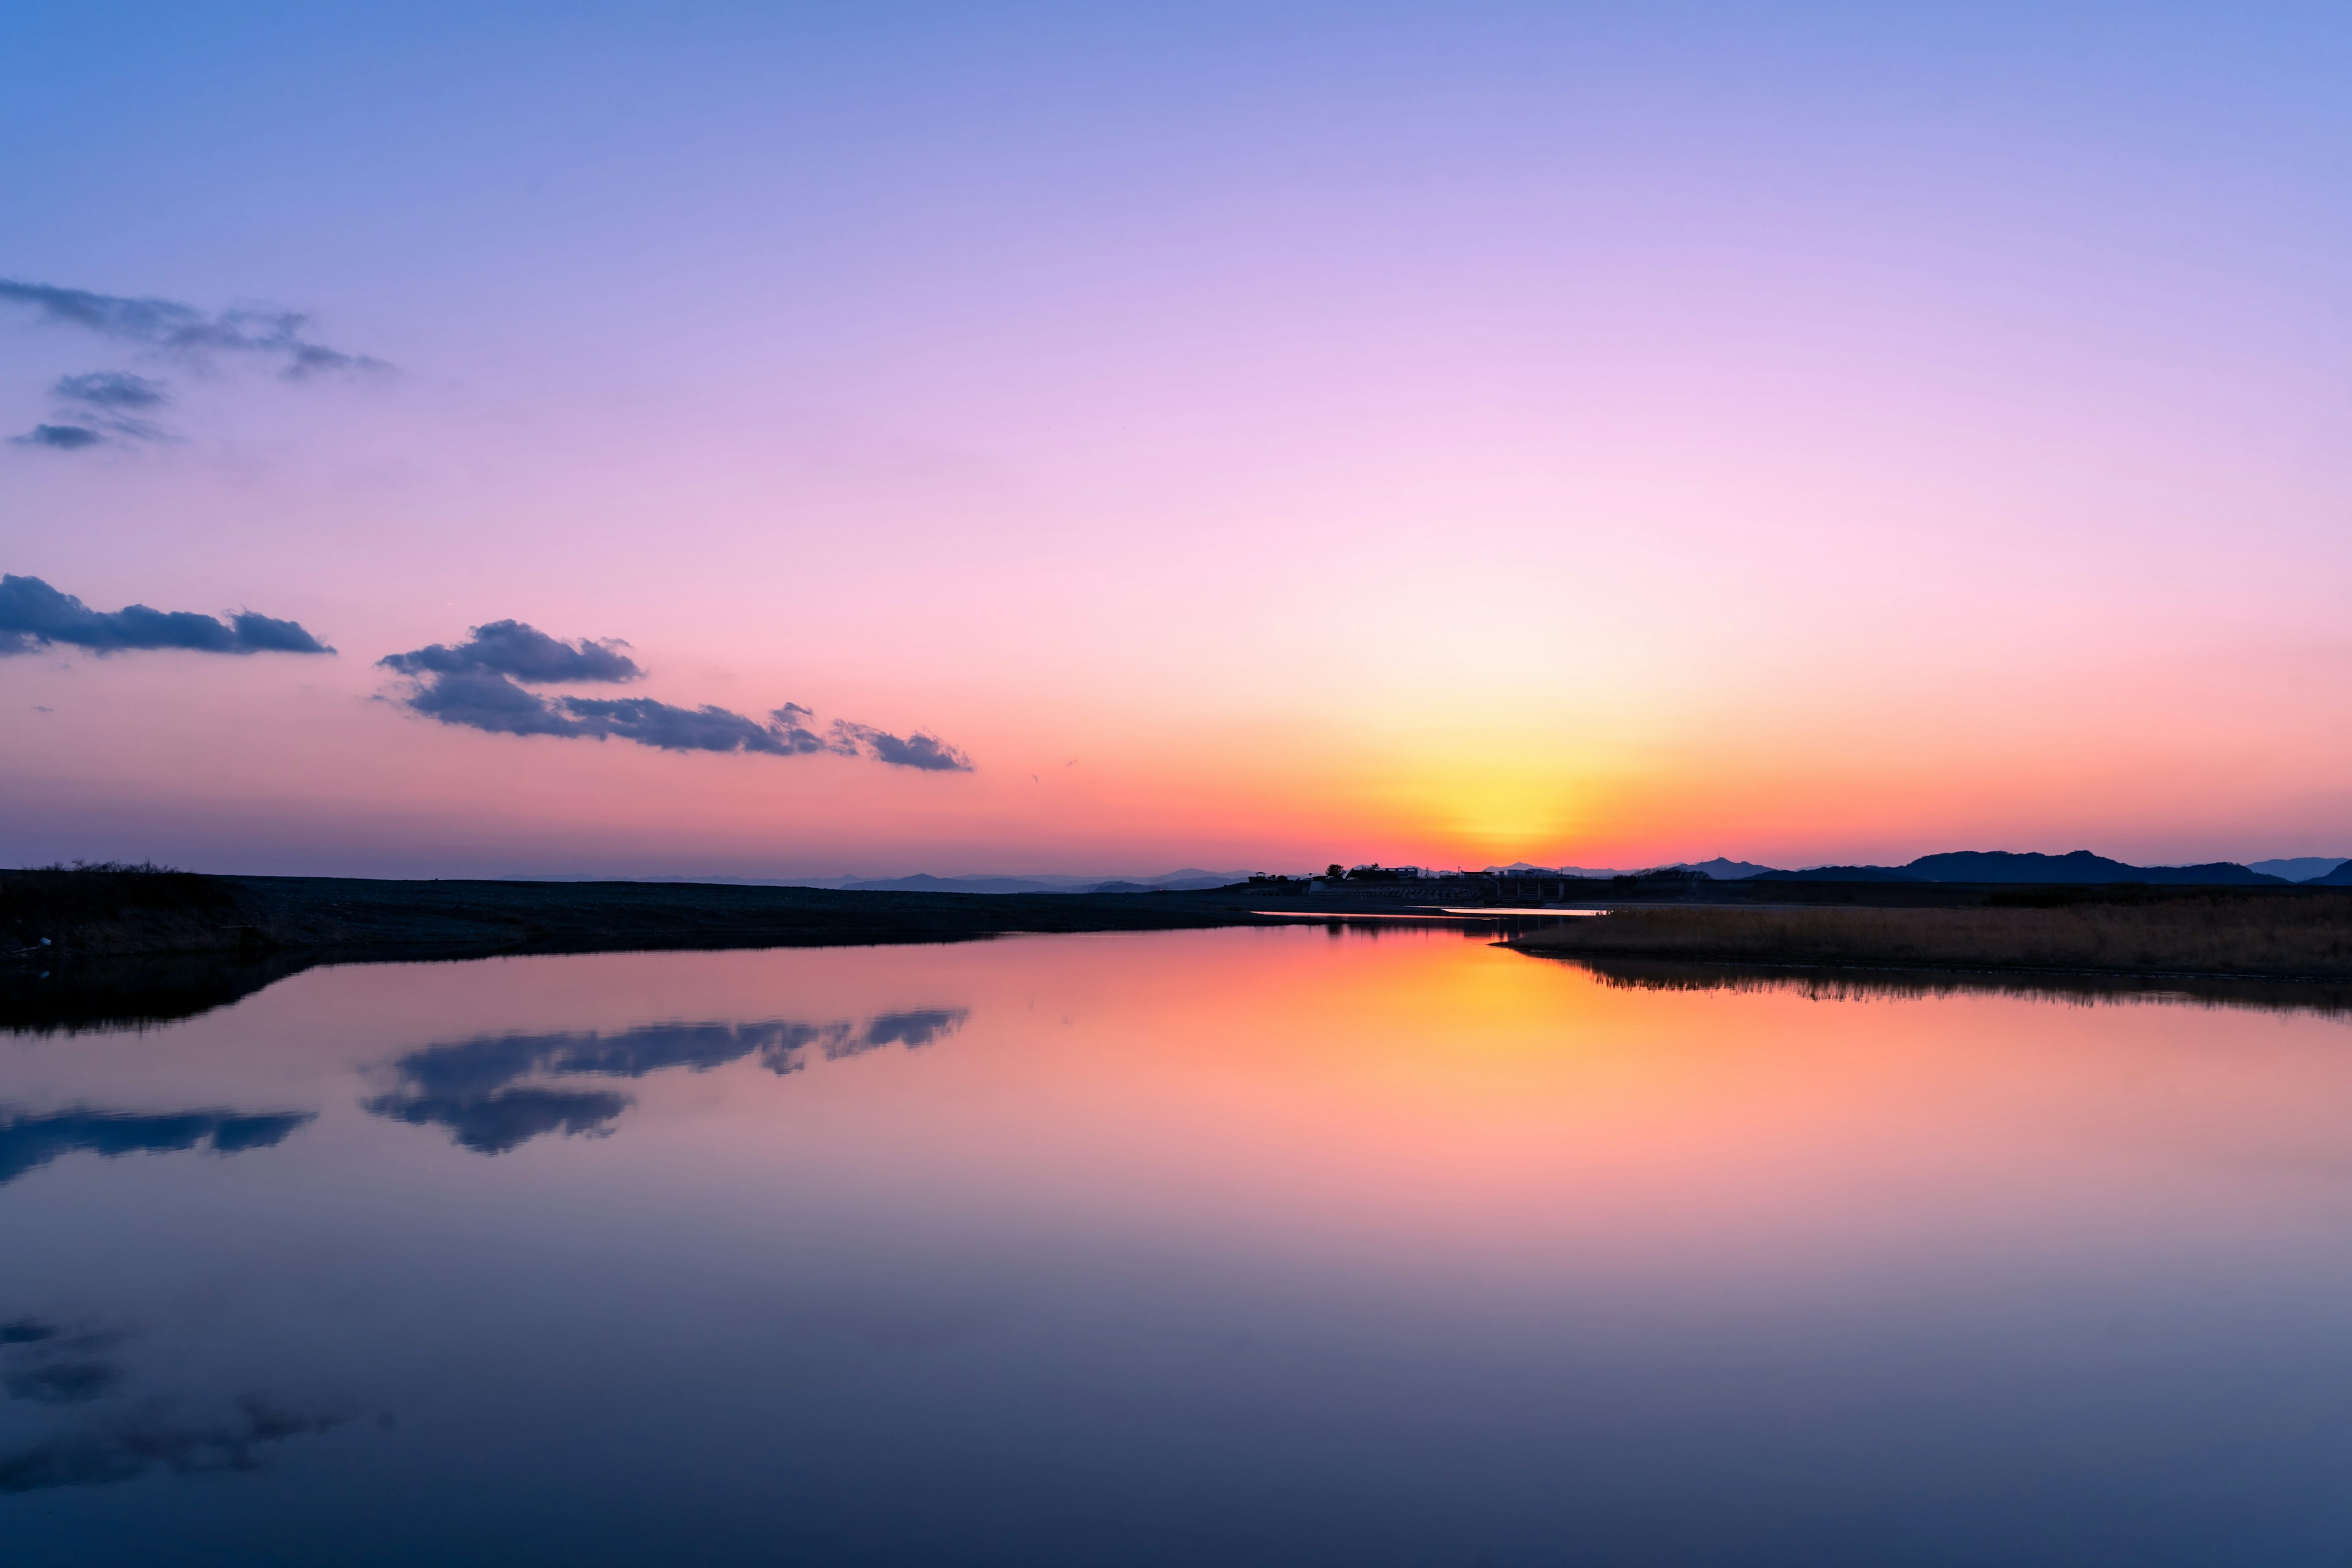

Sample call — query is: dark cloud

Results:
[385,672,835,755]
[378,619,973,768]
[0,574,334,658]
[12,424,101,450]
[396,666,587,738]
[367,1012,969,1153]
[230,610,339,654]
[829,722,976,773]
[54,371,167,410]
[40,371,172,443]
[562,695,842,755]
[379,619,641,684]
[0,279,386,377]
[1,279,384,449]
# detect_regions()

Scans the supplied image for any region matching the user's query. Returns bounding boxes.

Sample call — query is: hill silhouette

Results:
[1754,865,1923,883]
[1757,850,2286,885]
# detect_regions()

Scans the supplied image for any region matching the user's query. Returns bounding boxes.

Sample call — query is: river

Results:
[7,924,2351,1563]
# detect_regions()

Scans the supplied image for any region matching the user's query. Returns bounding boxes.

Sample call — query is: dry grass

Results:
[1506,897,2352,979]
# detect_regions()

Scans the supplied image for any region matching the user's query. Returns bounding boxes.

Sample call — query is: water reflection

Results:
[364,1008,971,1153]
[7,929,2352,1564]
[0,1107,314,1185]
[0,1319,350,1496]
[0,1396,347,1496]
[3,1324,124,1406]
[0,954,317,1036]
[1556,953,2352,1017]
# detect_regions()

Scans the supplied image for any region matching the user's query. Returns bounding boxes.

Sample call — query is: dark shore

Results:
[2,867,1286,964]
[17,867,2352,1036]
[0,867,1288,1033]
[1502,891,2352,986]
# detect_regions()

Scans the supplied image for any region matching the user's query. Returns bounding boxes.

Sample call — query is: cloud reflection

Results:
[2,1322,127,1408]
[0,1107,315,1186]
[365,1009,971,1153]
[0,1396,345,1494]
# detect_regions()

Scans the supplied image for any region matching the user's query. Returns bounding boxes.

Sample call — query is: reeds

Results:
[1506,895,2352,979]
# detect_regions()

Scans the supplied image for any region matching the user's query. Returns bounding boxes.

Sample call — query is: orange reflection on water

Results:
[375,926,2352,1316]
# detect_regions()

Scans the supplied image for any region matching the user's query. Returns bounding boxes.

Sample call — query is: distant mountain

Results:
[501,869,1254,894]
[498,873,857,888]
[1755,850,2285,885]
[2248,856,2350,883]
[1075,871,1253,893]
[2313,861,2352,886]
[839,870,1248,895]
[1479,858,1781,880]
[1752,865,1923,883]
[1667,858,1782,880]
[1903,850,2282,885]
[1483,863,1633,878]
[838,873,1085,895]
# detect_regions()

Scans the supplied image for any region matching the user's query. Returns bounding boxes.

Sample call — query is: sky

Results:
[2,1,2348,878]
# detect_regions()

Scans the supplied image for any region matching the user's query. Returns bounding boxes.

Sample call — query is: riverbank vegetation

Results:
[1505,894,2352,981]
[3,865,1275,966]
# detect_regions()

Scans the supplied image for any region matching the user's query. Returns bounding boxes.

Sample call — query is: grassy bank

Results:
[2,865,1275,965]
[2,865,1284,1034]
[1504,894,2352,981]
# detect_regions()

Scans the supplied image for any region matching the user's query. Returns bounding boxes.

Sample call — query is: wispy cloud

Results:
[378,619,974,770]
[828,722,975,773]
[53,371,167,410]
[0,574,334,658]
[37,371,172,445]
[0,279,385,450]
[0,280,385,375]
[12,424,103,451]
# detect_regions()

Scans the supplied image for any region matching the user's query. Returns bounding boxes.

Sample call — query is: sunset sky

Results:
[4,2,2348,878]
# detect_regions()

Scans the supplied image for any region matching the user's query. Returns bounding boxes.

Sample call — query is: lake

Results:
[7,924,2352,1565]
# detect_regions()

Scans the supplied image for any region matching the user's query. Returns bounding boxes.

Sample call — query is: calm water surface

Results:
[7,925,2352,1565]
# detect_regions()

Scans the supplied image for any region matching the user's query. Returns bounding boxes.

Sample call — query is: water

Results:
[7,925,2352,1565]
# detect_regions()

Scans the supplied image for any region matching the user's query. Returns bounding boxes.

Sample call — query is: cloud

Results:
[53,371,167,410]
[388,673,836,755]
[0,1106,316,1186]
[828,721,975,773]
[0,279,385,377]
[379,619,641,684]
[12,424,102,450]
[562,696,842,755]
[1,279,385,450]
[378,619,974,769]
[0,574,334,658]
[35,371,172,445]
[390,666,580,737]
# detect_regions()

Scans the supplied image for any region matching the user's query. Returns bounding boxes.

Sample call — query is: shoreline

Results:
[1501,897,2352,986]
[2,870,1286,967]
